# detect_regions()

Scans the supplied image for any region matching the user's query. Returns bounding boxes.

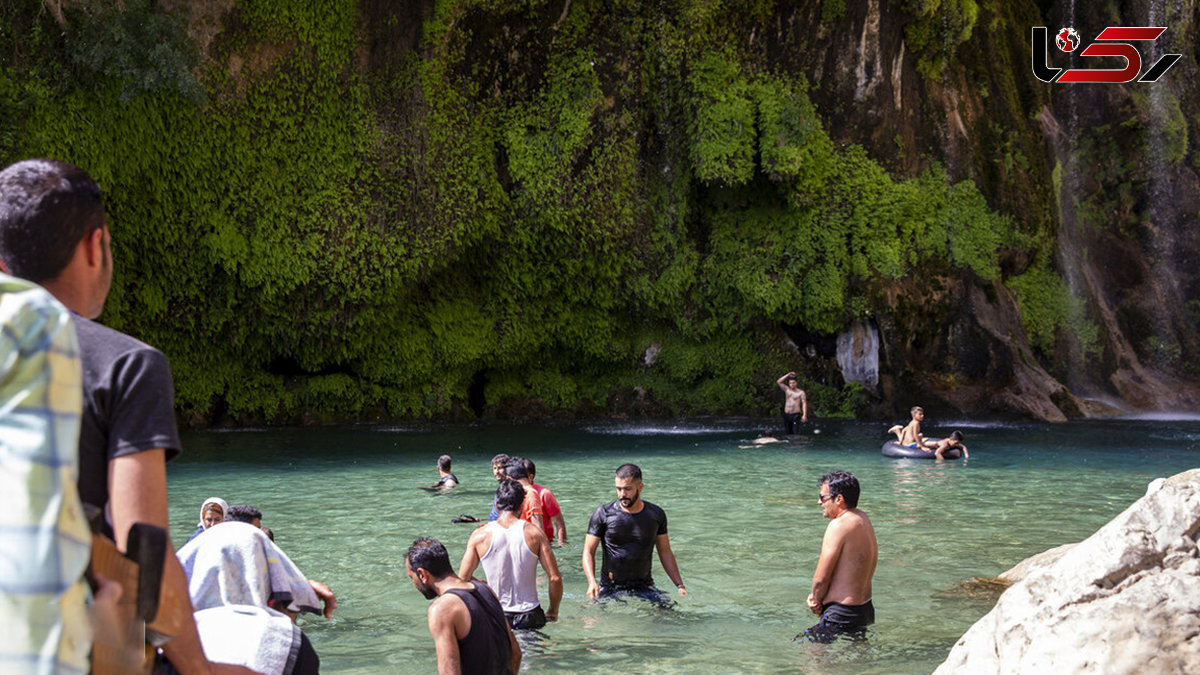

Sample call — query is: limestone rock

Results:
[994,542,1076,586]
[934,468,1200,674]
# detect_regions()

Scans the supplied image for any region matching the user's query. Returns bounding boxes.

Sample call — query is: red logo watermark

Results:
[1032,26,1180,83]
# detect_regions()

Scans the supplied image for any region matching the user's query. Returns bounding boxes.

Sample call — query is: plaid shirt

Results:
[0,273,91,674]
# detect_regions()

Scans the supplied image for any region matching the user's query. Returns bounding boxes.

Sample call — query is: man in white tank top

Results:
[459,480,563,630]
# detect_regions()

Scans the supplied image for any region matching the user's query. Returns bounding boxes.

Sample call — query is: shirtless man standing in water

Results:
[803,470,877,642]
[776,371,808,435]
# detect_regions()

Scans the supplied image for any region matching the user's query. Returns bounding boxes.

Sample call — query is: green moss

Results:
[0,0,1037,423]
[687,51,756,186]
[821,0,847,23]
[902,0,980,78]
[1007,260,1099,359]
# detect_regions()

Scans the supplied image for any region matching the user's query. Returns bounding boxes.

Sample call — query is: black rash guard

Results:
[586,501,668,587]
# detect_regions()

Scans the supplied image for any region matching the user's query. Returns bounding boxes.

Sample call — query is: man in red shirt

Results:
[503,459,544,534]
[524,458,566,545]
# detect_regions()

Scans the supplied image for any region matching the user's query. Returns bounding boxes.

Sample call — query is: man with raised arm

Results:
[458,480,562,630]
[0,158,263,673]
[583,463,686,605]
[777,371,808,435]
[803,470,878,642]
[407,537,520,675]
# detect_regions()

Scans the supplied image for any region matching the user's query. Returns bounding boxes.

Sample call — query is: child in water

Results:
[887,406,933,449]
[932,430,968,459]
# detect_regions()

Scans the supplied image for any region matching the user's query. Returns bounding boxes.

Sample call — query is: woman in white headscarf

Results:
[185,497,227,543]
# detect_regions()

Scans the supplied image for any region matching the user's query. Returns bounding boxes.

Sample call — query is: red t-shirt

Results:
[519,484,544,526]
[531,482,561,540]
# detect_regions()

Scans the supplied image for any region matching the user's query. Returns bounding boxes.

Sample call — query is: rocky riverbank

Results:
[935,469,1200,674]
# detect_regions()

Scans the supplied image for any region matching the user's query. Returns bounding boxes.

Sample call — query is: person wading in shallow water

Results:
[407,537,520,675]
[458,480,562,631]
[802,470,878,642]
[582,463,687,606]
[777,371,808,435]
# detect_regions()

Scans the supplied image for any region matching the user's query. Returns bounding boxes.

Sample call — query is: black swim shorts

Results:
[598,583,674,607]
[505,605,547,630]
[800,600,875,643]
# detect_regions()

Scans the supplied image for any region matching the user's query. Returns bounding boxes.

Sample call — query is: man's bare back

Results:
[889,406,928,448]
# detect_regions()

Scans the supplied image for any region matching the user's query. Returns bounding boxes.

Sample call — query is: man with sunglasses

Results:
[803,470,877,642]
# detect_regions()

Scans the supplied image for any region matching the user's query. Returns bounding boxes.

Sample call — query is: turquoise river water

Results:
[167,418,1200,673]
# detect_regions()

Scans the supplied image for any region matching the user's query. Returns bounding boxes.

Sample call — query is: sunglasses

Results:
[818,493,836,503]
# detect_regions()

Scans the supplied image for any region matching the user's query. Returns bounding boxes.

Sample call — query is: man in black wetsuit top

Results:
[407,537,520,674]
[433,454,458,489]
[582,463,687,605]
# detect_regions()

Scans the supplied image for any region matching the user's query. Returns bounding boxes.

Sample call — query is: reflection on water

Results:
[168,420,1200,673]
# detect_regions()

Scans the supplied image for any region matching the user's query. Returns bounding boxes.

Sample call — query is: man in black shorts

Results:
[802,470,877,643]
[582,463,687,605]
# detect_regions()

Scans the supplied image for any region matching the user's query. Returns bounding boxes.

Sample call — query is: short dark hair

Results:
[495,479,526,513]
[950,430,963,441]
[437,454,452,471]
[523,457,536,478]
[0,159,106,282]
[615,463,641,480]
[225,505,263,524]
[407,537,452,577]
[820,470,861,508]
[504,458,528,480]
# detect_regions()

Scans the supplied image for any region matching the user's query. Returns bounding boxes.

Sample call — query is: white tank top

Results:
[479,520,540,613]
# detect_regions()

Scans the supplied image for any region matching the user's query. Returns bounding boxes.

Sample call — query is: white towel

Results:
[176,521,320,615]
[193,605,302,675]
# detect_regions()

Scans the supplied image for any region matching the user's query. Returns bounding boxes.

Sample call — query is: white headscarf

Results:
[197,497,228,528]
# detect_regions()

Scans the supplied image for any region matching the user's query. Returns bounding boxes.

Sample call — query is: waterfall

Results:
[1044,0,1198,411]
[1048,0,1102,396]
[836,320,879,391]
[1141,0,1188,366]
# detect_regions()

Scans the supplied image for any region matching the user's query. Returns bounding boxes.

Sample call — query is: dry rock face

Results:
[935,469,1200,674]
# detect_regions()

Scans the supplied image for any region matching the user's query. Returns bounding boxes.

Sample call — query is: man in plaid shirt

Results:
[0,272,92,674]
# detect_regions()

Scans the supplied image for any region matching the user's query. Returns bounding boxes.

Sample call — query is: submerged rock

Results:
[934,469,1200,674]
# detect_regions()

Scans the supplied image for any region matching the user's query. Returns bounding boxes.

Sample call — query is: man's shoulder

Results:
[641,500,666,516]
[429,590,467,621]
[832,509,873,531]
[469,522,493,543]
[73,315,165,361]
[523,519,548,541]
[589,500,621,522]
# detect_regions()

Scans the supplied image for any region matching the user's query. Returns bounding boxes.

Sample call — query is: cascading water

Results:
[1140,0,1190,368]
[836,320,880,391]
[1048,0,1100,396]
[1043,0,1200,411]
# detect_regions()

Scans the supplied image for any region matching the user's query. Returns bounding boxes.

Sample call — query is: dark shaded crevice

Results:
[468,370,488,417]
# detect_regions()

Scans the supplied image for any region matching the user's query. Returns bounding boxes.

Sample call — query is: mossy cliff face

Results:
[0,0,1196,424]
